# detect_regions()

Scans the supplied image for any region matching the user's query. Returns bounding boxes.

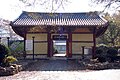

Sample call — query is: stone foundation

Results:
[78,58,120,70]
[0,64,22,76]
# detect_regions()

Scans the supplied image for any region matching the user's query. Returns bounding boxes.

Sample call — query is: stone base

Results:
[0,64,22,76]
[78,58,120,70]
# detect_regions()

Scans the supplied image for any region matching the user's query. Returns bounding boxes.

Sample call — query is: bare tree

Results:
[97,12,120,46]
[92,0,120,11]
[19,0,70,12]
[0,18,22,40]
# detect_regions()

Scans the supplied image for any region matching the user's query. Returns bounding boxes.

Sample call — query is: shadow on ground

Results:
[23,59,85,71]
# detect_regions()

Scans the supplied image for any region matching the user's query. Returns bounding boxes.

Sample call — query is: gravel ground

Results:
[0,60,120,80]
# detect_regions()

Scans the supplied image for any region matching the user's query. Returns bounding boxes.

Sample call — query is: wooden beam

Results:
[72,41,93,43]
[72,32,93,34]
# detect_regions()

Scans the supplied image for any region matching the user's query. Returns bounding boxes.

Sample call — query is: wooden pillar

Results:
[51,40,53,56]
[32,36,35,60]
[92,27,96,59]
[47,32,51,57]
[82,46,85,59]
[7,37,10,47]
[23,27,26,59]
[23,37,26,59]
[0,37,1,43]
[68,30,72,58]
[66,39,69,57]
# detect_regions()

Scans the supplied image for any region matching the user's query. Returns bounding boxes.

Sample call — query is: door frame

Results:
[51,34,68,57]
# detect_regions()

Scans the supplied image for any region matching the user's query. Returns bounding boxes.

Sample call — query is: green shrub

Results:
[96,49,104,62]
[10,42,24,57]
[106,48,118,62]
[6,56,17,63]
[107,48,118,57]
[0,44,11,66]
[95,46,108,62]
[95,46,119,62]
[96,49,103,55]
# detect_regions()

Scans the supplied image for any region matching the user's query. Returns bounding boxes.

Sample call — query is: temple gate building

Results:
[10,11,108,59]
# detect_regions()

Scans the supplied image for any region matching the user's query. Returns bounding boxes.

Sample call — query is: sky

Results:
[0,0,115,21]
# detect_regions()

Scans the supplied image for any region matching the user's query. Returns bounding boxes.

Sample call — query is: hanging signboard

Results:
[53,35,67,40]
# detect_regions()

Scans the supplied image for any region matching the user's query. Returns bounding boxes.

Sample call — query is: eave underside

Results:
[11,24,108,38]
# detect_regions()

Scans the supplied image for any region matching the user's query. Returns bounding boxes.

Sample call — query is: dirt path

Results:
[0,60,120,80]
[24,59,85,71]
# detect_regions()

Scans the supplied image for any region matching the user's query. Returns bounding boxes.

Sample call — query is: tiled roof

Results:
[11,11,108,26]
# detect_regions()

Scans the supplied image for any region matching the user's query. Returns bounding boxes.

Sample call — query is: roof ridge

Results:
[22,11,98,14]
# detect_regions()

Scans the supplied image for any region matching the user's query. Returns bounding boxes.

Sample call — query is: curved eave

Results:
[10,22,25,38]
[10,21,109,38]
[11,25,108,38]
[95,15,109,37]
[96,21,109,38]
[12,26,25,38]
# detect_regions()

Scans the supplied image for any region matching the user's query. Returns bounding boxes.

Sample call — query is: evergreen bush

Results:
[95,46,119,62]
[107,48,118,62]
[0,44,10,66]
[95,46,108,62]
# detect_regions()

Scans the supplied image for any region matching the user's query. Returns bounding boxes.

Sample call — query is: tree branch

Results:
[19,0,69,11]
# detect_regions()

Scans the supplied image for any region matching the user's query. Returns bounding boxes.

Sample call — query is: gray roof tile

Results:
[12,11,108,26]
